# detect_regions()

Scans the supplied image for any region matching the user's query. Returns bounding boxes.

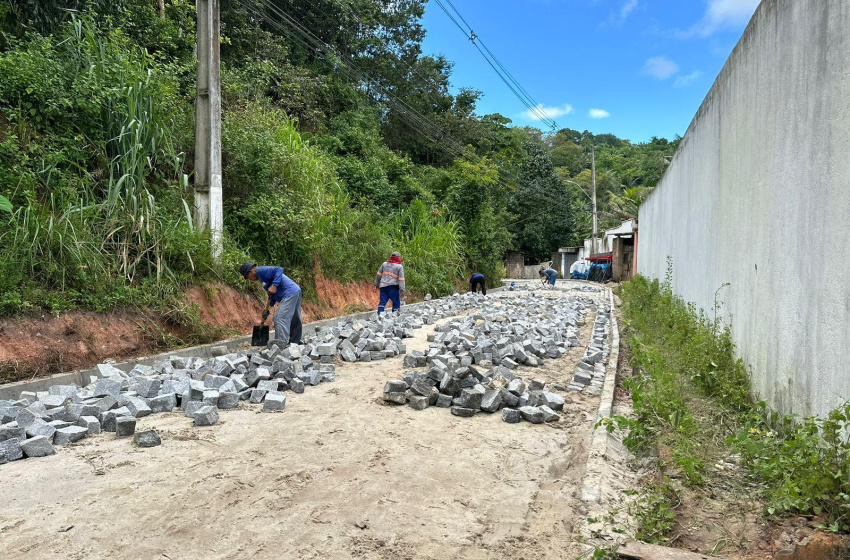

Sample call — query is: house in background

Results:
[505,219,637,281]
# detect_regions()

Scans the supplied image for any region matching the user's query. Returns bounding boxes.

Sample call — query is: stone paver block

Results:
[501,408,521,424]
[102,407,132,432]
[435,394,453,408]
[383,380,408,393]
[184,400,206,418]
[193,406,219,427]
[93,378,122,398]
[0,425,25,443]
[150,394,177,414]
[54,425,88,445]
[202,390,220,406]
[217,392,240,410]
[77,415,101,435]
[256,380,279,392]
[126,397,152,418]
[408,395,429,410]
[133,430,162,448]
[25,418,56,441]
[383,392,406,405]
[541,391,565,411]
[20,436,55,458]
[289,379,305,394]
[450,407,475,418]
[0,439,23,463]
[528,379,545,391]
[135,378,161,399]
[519,406,545,424]
[40,395,71,409]
[263,392,287,411]
[115,417,136,437]
[539,405,561,423]
[453,388,482,410]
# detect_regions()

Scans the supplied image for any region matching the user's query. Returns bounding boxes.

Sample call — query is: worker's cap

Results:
[391,252,401,258]
[239,262,256,278]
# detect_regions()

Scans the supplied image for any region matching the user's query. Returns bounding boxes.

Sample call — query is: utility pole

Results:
[591,145,598,255]
[195,0,223,260]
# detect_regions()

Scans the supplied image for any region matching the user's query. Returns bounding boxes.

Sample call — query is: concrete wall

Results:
[638,0,850,418]
[505,253,524,278]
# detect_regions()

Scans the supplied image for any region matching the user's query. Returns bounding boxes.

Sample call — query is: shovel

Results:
[252,305,270,346]
[252,324,269,346]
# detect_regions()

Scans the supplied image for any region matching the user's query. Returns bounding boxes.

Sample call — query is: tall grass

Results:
[0,16,203,315]
[392,198,464,295]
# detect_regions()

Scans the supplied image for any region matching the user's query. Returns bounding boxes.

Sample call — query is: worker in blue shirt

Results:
[469,272,486,295]
[240,262,302,344]
[539,267,558,288]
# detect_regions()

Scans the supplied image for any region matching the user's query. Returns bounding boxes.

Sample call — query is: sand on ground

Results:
[0,286,605,560]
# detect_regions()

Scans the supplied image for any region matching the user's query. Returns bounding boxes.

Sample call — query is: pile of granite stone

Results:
[0,293,487,466]
[303,292,485,364]
[382,294,592,424]
[567,306,611,394]
[0,343,335,465]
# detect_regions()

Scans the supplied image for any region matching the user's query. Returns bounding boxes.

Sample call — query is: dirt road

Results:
[0,287,604,560]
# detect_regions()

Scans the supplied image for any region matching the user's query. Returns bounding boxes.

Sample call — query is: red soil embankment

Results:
[0,276,381,382]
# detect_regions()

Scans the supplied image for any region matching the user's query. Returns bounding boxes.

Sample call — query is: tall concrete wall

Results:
[638,0,850,418]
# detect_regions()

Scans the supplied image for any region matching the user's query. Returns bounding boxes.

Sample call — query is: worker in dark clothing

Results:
[469,272,486,295]
[240,262,302,344]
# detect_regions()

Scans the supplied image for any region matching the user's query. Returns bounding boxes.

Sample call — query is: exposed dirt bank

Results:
[0,277,381,382]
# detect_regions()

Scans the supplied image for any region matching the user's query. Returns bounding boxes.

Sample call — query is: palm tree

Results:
[607,186,649,222]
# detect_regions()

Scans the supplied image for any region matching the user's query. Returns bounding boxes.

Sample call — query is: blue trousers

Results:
[378,285,401,315]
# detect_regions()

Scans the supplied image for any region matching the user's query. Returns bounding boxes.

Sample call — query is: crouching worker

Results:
[375,252,406,315]
[469,272,486,295]
[240,262,303,344]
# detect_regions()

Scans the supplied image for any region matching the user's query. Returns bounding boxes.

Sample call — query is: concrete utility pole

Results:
[591,145,598,255]
[195,0,223,260]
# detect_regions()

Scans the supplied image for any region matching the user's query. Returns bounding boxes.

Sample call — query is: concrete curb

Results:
[0,288,505,400]
[580,287,621,503]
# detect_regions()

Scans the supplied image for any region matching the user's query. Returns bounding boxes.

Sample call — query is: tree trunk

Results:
[157,0,165,19]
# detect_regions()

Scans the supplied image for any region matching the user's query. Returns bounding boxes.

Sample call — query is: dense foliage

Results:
[0,0,677,317]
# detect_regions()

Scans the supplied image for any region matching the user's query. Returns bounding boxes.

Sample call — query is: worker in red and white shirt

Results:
[374,252,406,315]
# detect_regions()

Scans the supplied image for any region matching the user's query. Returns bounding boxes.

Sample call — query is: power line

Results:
[432,0,558,130]
[237,0,573,225]
[245,0,468,157]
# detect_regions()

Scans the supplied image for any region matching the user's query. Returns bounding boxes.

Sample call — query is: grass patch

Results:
[614,265,850,540]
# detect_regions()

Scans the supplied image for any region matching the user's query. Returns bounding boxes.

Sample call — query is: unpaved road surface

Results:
[0,286,605,560]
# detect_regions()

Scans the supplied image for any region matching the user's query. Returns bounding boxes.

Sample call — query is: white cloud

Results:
[520,103,573,121]
[642,56,679,80]
[589,109,611,119]
[620,0,638,19]
[674,70,704,88]
[679,0,761,38]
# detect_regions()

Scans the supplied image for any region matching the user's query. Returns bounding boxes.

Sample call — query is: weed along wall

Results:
[637,0,850,418]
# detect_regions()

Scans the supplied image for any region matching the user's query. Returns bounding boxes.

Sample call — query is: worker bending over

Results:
[469,272,486,295]
[540,267,558,288]
[240,262,302,344]
[375,252,406,315]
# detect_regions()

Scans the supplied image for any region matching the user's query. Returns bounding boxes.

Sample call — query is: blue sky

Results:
[420,0,762,142]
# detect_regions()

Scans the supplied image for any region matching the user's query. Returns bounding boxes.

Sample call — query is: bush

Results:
[730,403,850,532]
